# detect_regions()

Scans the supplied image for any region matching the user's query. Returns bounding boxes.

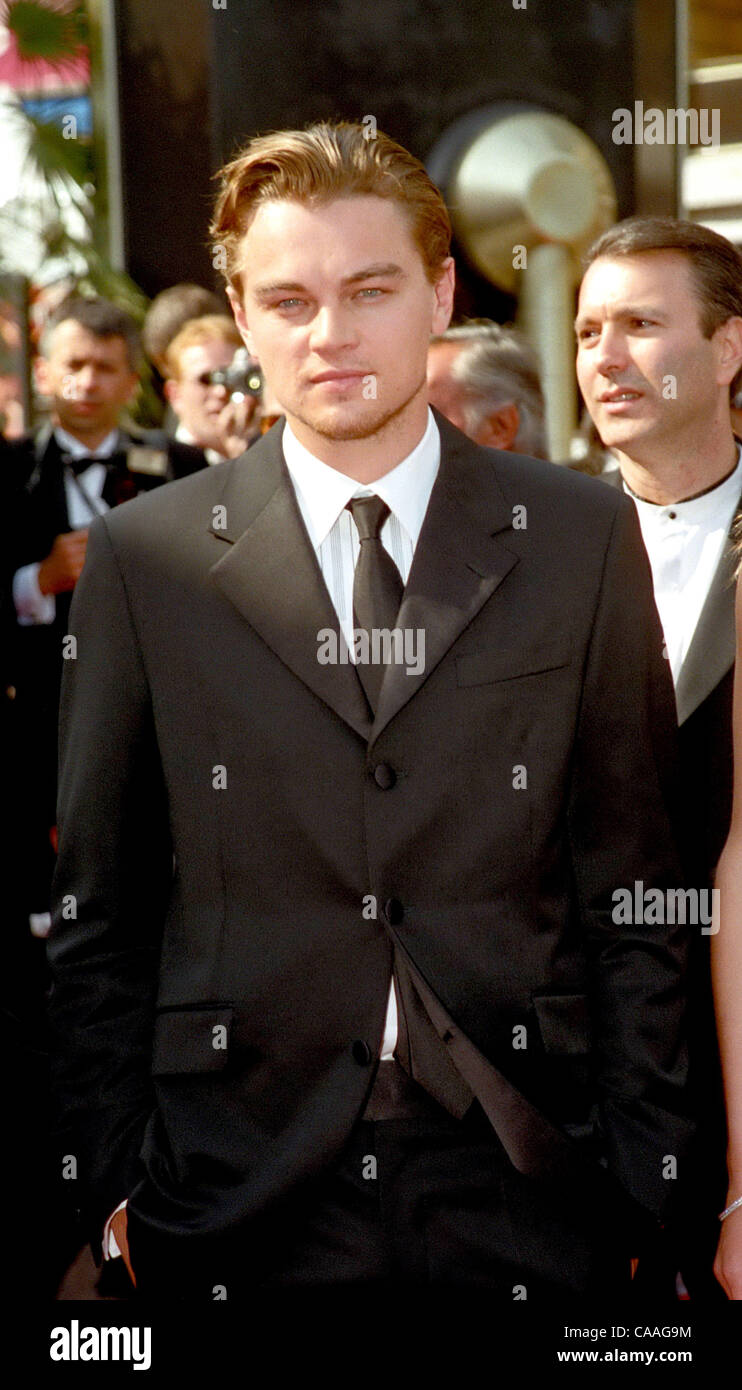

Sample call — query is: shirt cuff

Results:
[102,1199,128,1260]
[12,563,56,625]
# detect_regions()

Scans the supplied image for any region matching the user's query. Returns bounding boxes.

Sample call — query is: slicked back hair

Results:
[210,121,451,291]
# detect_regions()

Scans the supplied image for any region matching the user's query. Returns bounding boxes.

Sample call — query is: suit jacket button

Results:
[373,763,396,789]
[352,1040,373,1066]
[384,898,404,926]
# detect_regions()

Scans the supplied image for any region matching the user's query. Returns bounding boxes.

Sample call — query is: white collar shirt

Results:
[282,407,440,655]
[624,446,742,687]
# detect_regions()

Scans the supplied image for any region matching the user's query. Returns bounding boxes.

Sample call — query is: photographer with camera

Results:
[164,314,263,462]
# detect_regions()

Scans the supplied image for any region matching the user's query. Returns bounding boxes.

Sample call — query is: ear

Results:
[163,377,179,405]
[227,285,255,355]
[714,316,742,387]
[34,355,51,398]
[476,403,520,451]
[431,257,455,335]
[123,371,140,407]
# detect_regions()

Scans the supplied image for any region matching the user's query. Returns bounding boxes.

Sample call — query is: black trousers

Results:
[127,1101,633,1300]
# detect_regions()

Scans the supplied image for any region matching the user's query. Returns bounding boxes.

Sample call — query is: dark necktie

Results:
[347,497,473,1117]
[346,495,404,714]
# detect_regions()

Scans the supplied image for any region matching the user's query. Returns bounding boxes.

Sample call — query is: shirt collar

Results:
[282,408,440,549]
[622,443,742,519]
[55,426,121,460]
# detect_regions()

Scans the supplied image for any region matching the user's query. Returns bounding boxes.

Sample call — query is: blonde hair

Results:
[209,121,451,290]
[164,314,242,379]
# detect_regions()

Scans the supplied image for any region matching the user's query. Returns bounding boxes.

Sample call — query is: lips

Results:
[310,370,367,384]
[598,388,642,403]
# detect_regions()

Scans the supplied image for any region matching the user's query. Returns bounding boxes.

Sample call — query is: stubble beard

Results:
[290,370,428,443]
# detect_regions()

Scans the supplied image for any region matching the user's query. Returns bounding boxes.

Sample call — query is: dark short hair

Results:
[430,320,547,458]
[584,216,742,398]
[143,283,224,368]
[41,296,142,372]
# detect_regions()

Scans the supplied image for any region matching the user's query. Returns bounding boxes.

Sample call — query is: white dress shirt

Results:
[624,446,742,686]
[12,427,117,626]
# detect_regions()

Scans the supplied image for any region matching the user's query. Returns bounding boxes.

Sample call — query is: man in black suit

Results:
[7,296,206,932]
[576,216,742,1300]
[48,124,691,1300]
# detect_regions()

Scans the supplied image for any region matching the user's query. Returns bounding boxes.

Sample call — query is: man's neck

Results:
[285,400,430,483]
[614,430,740,505]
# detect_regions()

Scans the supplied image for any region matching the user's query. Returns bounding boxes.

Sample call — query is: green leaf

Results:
[23,110,92,187]
[6,1,87,64]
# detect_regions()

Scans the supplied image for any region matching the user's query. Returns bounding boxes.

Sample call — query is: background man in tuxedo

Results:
[7,295,206,937]
[576,217,742,1300]
[49,124,691,1298]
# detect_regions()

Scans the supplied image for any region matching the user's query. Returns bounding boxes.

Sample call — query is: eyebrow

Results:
[252,263,406,302]
[574,303,668,330]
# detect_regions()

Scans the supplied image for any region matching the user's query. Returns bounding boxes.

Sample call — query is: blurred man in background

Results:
[427,320,547,458]
[164,314,262,462]
[7,295,205,936]
[576,215,742,1301]
[4,293,207,1296]
[142,282,224,379]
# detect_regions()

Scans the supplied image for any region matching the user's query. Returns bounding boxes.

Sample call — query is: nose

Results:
[593,323,628,378]
[309,303,357,354]
[65,364,97,397]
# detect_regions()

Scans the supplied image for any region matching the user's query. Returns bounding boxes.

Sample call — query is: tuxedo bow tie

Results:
[61,451,123,476]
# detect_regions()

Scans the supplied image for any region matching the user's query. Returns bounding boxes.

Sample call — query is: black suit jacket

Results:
[47,415,691,1258]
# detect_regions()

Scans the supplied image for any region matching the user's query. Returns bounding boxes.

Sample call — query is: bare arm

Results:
[713,581,742,1298]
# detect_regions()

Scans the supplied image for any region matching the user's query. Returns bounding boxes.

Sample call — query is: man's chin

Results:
[294,401,411,443]
[597,419,654,455]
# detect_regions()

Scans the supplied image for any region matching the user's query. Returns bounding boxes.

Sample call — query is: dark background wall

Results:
[115,0,658,313]
[114,0,215,296]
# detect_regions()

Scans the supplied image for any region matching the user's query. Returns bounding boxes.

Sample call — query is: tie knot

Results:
[347,494,390,542]
[62,452,119,476]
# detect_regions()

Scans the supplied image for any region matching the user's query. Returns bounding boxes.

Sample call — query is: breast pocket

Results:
[455,639,571,687]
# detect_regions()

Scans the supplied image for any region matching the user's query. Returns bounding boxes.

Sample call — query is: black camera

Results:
[208,348,263,399]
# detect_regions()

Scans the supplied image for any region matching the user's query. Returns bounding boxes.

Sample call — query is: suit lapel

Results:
[209,417,518,745]
[674,498,741,725]
[208,424,372,740]
[370,419,518,743]
[601,463,740,725]
[33,426,71,534]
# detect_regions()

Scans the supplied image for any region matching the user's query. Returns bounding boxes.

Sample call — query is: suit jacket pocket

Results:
[532,992,591,1055]
[151,1005,234,1074]
[455,639,571,687]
